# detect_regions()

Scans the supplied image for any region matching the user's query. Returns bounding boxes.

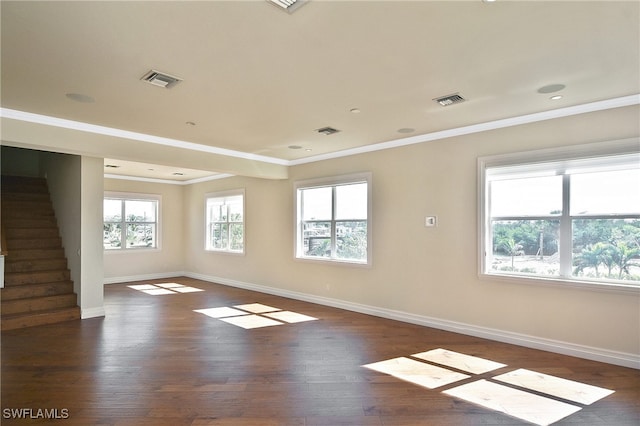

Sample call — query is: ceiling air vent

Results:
[267,0,308,14]
[316,126,340,136]
[140,69,182,89]
[433,93,466,107]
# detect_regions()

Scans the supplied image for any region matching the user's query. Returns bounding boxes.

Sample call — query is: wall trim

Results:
[184,271,640,370]
[81,306,106,319]
[103,271,186,285]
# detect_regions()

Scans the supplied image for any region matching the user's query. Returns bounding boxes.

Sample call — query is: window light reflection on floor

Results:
[194,302,318,329]
[363,348,614,426]
[127,283,204,295]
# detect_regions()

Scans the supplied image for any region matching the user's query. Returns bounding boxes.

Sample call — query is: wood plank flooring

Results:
[2,277,639,425]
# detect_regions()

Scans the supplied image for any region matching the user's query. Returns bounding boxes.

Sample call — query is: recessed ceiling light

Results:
[305,148,313,152]
[397,128,415,134]
[172,172,184,176]
[350,108,361,114]
[66,93,95,103]
[550,95,563,100]
[185,121,196,126]
[104,164,120,168]
[537,84,565,94]
[288,145,303,150]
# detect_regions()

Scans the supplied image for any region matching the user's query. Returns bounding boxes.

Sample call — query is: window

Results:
[205,190,244,253]
[295,173,371,265]
[479,140,640,286]
[104,193,159,250]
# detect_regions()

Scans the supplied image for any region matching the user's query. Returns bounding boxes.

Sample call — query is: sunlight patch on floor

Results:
[363,348,615,425]
[194,303,318,329]
[412,348,506,374]
[493,368,614,405]
[264,310,319,323]
[233,303,280,313]
[194,307,248,318]
[127,283,205,295]
[443,379,581,426]
[363,357,470,389]
[220,314,283,329]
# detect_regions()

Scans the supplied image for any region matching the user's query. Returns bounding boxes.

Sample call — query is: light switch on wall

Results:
[425,216,438,227]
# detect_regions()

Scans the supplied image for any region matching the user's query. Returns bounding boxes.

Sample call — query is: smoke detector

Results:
[140,69,183,89]
[316,126,341,136]
[267,0,308,14]
[433,93,466,107]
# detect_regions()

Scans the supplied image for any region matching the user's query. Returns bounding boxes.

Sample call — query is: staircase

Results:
[1,175,81,331]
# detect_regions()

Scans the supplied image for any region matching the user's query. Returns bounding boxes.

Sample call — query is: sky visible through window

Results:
[302,183,367,220]
[490,169,639,217]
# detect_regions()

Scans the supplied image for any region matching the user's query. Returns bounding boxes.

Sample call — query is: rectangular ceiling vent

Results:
[434,93,466,107]
[267,0,308,14]
[316,126,340,136]
[140,69,182,89]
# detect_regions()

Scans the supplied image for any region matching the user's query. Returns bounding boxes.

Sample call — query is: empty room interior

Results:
[1,1,639,425]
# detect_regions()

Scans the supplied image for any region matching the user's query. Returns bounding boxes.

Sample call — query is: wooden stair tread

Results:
[4,270,71,286]
[1,306,81,331]
[1,293,78,315]
[1,281,75,300]
[1,175,80,330]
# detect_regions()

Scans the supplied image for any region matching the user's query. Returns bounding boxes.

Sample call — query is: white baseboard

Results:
[185,271,640,370]
[81,306,106,319]
[103,271,186,285]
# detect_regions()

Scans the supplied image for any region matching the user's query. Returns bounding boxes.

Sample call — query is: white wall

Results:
[41,152,82,296]
[40,152,104,318]
[182,105,640,367]
[80,156,105,318]
[103,178,185,281]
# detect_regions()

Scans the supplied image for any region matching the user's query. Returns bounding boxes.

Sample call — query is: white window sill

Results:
[295,255,371,268]
[479,272,640,295]
[205,249,245,256]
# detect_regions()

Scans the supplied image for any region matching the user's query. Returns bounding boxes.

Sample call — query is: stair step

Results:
[4,248,65,261]
[2,201,55,217]
[1,192,51,202]
[1,175,80,331]
[1,281,75,300]
[2,217,58,229]
[1,176,49,193]
[5,227,60,239]
[4,270,71,286]
[6,237,62,249]
[1,306,81,331]
[6,258,68,273]
[1,293,78,316]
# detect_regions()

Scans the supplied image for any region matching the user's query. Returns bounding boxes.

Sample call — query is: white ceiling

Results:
[1,0,639,182]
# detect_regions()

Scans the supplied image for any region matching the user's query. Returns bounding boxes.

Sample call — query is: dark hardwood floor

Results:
[2,277,639,425]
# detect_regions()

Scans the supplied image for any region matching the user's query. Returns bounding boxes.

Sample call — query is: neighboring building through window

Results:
[104,193,160,250]
[479,140,640,286]
[205,189,244,253]
[295,173,372,265]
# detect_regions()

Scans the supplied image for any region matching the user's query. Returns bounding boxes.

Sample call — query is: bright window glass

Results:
[205,190,244,253]
[295,174,371,265]
[481,147,640,286]
[103,194,159,250]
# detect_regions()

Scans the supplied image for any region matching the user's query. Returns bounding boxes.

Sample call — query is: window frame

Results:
[294,172,372,266]
[478,138,640,292]
[103,192,161,252]
[204,189,245,255]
